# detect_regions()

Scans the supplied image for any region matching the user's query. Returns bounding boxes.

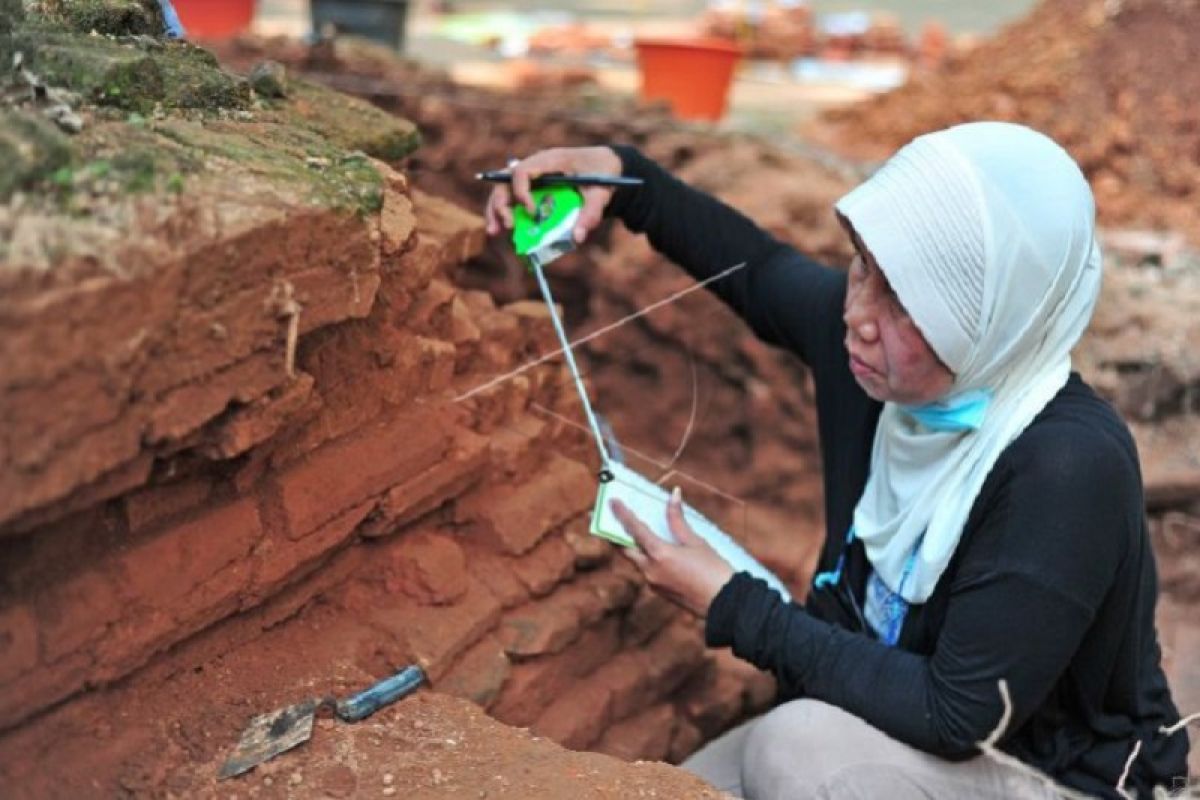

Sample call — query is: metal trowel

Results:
[218,664,425,779]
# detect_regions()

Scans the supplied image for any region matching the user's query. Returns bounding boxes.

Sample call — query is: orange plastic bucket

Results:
[634,38,742,122]
[174,0,256,38]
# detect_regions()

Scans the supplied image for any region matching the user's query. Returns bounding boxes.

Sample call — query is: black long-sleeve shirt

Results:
[608,146,1190,797]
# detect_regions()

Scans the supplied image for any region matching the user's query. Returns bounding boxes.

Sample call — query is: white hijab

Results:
[834,122,1103,604]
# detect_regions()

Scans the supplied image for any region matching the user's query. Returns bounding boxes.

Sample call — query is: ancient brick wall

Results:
[0,157,775,770]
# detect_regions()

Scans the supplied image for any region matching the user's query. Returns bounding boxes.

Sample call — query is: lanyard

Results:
[529,263,613,470]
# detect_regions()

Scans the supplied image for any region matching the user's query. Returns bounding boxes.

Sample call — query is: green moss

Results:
[285,80,420,162]
[0,109,73,199]
[15,33,250,114]
[3,0,414,223]
[152,117,386,215]
[46,0,164,36]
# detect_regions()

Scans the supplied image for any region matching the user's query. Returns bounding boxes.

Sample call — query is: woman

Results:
[484,123,1190,798]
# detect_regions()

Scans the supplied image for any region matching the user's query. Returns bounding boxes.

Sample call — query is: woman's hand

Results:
[484,146,623,245]
[612,487,736,618]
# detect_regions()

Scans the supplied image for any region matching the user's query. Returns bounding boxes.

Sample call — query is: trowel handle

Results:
[335,665,425,722]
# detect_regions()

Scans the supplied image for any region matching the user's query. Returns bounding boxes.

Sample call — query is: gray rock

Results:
[250,60,288,99]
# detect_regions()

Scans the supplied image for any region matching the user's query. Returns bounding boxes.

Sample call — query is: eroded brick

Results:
[119,498,262,610]
[274,408,451,538]
[511,534,576,597]
[435,633,511,710]
[36,569,123,663]
[456,455,594,555]
[366,582,501,682]
[124,478,213,533]
[370,428,489,534]
[384,530,468,605]
[490,617,620,727]
[532,679,613,751]
[596,703,678,763]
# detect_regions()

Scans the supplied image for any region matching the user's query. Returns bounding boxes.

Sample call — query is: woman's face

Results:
[843,233,955,405]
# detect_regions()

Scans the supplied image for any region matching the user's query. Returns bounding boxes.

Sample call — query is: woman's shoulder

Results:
[1003,373,1139,478]
[968,374,1142,589]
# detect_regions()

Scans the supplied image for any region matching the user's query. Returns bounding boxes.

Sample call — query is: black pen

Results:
[475,170,644,188]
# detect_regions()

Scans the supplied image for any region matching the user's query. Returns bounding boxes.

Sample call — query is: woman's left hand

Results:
[612,487,735,617]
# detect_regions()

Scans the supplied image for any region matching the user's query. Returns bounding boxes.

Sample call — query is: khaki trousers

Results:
[681,700,1062,799]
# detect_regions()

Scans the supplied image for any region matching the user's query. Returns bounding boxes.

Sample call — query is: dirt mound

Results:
[815,0,1200,241]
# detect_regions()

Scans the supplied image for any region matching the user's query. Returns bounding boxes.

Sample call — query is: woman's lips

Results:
[848,352,878,378]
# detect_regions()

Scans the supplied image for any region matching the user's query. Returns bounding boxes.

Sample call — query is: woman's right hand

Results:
[484,146,624,245]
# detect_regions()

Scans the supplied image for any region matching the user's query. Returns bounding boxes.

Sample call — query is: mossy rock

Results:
[283,80,420,162]
[10,32,251,113]
[152,117,385,214]
[0,108,73,198]
[2,0,420,234]
[41,0,165,36]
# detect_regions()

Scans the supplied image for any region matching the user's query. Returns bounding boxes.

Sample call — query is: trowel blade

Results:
[218,698,320,779]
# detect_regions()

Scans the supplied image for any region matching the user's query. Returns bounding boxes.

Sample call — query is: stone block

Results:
[384,530,468,606]
[510,534,576,597]
[403,279,457,337]
[564,518,614,569]
[0,412,144,533]
[498,594,584,658]
[621,589,679,647]
[124,477,213,533]
[596,703,678,763]
[607,623,706,721]
[118,497,262,612]
[36,568,123,664]
[490,617,621,727]
[368,427,488,534]
[419,337,457,393]
[497,566,638,660]
[532,678,614,751]
[365,582,501,683]
[379,182,417,260]
[274,408,451,539]
[456,455,594,555]
[435,633,511,711]
[486,415,549,479]
[200,372,316,460]
[465,548,530,610]
[251,500,373,599]
[147,350,288,443]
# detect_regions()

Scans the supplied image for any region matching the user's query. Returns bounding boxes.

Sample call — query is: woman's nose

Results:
[843,295,879,343]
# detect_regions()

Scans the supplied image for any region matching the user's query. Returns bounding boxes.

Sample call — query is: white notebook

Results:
[590,462,792,603]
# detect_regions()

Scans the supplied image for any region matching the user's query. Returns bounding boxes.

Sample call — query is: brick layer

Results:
[0,177,776,766]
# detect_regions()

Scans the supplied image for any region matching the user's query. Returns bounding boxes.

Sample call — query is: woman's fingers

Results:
[484,184,514,235]
[574,186,612,244]
[492,147,623,240]
[665,486,703,548]
[510,149,571,214]
[611,499,663,560]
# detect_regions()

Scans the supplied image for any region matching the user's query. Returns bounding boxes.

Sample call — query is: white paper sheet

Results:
[590,462,792,603]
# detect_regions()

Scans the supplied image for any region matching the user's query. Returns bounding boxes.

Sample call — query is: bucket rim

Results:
[633,37,742,56]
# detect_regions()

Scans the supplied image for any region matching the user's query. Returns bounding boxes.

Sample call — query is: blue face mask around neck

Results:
[901,388,993,432]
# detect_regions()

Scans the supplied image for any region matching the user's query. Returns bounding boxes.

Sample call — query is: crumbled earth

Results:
[813,0,1200,243]
[0,570,729,799]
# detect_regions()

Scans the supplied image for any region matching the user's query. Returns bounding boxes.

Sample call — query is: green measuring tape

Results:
[512,186,584,272]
